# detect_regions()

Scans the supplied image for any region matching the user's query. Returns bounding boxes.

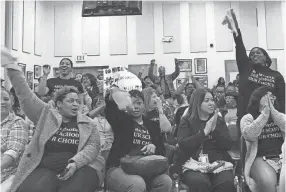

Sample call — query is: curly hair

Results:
[54,86,79,106]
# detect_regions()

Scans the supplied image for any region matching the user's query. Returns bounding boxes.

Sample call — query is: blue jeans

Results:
[106,167,172,192]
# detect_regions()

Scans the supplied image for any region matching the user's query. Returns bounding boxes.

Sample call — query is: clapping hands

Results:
[261,95,272,116]
[266,94,276,115]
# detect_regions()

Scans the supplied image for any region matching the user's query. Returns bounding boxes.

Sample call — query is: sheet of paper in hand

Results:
[1,47,18,66]
[103,67,142,95]
[222,8,238,37]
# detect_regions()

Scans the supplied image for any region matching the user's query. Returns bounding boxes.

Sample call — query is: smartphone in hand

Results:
[57,168,69,178]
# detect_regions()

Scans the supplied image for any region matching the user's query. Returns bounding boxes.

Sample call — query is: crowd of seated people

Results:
[1,9,286,192]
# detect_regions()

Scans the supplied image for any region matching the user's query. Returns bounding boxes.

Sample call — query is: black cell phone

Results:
[58,168,69,178]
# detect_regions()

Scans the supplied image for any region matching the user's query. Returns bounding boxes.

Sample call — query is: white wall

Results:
[1,1,53,89]
[3,1,286,88]
[283,1,286,76]
[1,1,5,79]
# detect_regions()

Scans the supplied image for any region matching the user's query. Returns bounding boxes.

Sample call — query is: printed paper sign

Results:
[103,67,142,95]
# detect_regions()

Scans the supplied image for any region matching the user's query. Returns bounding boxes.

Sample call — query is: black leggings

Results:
[17,166,99,192]
[181,170,236,192]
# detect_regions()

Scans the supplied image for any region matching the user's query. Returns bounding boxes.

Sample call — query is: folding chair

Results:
[237,136,251,192]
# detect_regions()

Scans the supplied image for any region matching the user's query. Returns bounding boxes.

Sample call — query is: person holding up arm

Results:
[104,87,172,192]
[223,9,285,128]
[143,87,172,133]
[37,60,84,105]
[1,48,105,192]
[148,59,180,100]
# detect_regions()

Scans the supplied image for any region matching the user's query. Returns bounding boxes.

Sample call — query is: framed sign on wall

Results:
[34,65,42,79]
[194,58,207,74]
[193,75,208,88]
[177,59,192,72]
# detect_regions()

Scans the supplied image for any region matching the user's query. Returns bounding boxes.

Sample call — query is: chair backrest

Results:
[227,123,239,142]
[240,136,247,173]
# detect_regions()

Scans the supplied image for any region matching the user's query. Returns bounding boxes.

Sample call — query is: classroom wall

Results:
[1,1,52,89]
[2,1,285,88]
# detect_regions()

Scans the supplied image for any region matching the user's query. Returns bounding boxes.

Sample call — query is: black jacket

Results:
[105,96,166,170]
[174,114,232,173]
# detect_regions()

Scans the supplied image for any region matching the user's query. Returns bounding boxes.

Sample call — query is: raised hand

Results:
[111,88,132,111]
[261,96,271,116]
[1,47,18,66]
[222,9,239,37]
[174,58,179,65]
[43,65,51,76]
[230,9,239,30]
[267,95,275,113]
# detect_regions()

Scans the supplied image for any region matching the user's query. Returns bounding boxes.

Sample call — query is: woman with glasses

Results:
[241,86,285,192]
